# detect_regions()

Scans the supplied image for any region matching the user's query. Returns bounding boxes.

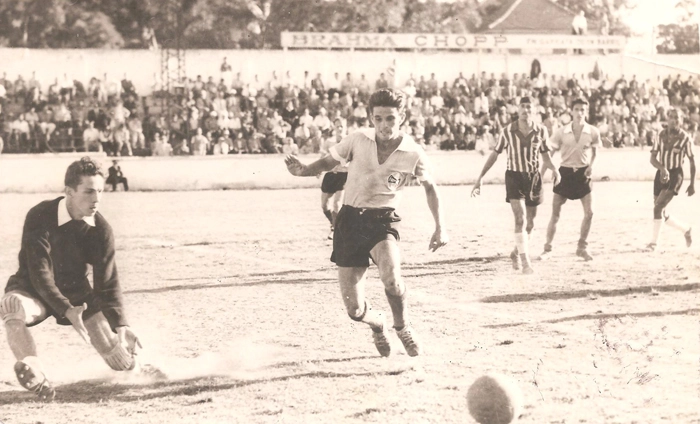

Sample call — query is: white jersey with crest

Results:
[329,128,433,209]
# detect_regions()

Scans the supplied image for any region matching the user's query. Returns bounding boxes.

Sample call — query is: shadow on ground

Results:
[0,356,401,405]
[484,308,700,328]
[481,282,700,303]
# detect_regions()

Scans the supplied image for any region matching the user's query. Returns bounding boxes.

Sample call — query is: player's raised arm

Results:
[471,150,500,197]
[285,154,340,177]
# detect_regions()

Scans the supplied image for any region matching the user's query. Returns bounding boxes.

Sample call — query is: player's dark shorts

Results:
[505,170,543,206]
[654,167,684,197]
[321,172,348,194]
[553,166,592,200]
[331,205,401,268]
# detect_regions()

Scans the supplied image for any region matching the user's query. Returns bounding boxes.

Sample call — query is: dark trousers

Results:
[108,177,129,191]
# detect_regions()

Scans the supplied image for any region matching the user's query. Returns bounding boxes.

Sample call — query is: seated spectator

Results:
[212,132,231,155]
[106,160,129,191]
[352,102,368,126]
[152,133,173,156]
[174,138,190,155]
[597,117,612,148]
[190,128,209,156]
[12,114,31,153]
[111,124,133,156]
[281,136,299,155]
[0,78,7,104]
[82,120,104,152]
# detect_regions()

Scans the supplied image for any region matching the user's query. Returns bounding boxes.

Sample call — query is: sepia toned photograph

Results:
[0,0,698,423]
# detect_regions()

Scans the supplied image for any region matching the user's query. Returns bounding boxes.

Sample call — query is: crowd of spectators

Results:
[1,60,700,157]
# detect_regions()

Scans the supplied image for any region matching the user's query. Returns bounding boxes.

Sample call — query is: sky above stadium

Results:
[622,0,694,33]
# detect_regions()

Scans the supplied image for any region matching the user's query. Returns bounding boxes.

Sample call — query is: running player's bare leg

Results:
[542,193,566,260]
[370,239,421,356]
[649,190,676,250]
[650,189,691,250]
[330,190,345,227]
[371,239,406,329]
[321,192,333,225]
[509,199,534,274]
[338,266,390,356]
[577,193,594,260]
[525,205,537,236]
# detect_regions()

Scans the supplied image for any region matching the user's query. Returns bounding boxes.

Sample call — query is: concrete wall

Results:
[2,48,697,96]
[0,149,668,193]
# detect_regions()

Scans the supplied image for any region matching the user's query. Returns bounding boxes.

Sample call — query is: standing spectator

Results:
[59,74,74,102]
[107,160,129,191]
[0,79,6,106]
[142,26,158,49]
[571,11,587,54]
[340,73,355,96]
[356,74,371,101]
[311,73,325,94]
[328,72,342,97]
[375,73,389,91]
[220,57,233,84]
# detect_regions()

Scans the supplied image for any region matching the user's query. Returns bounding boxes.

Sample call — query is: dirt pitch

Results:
[0,182,698,424]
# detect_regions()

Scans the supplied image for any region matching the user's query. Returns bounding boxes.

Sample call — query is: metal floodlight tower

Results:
[160,0,186,117]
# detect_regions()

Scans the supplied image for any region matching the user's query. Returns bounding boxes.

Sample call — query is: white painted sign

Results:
[281,32,627,50]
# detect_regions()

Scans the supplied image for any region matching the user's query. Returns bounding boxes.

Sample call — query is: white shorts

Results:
[2,291,50,325]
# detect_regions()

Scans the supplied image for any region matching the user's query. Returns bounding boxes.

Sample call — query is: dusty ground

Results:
[0,182,697,424]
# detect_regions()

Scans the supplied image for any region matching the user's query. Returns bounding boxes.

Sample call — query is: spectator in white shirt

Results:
[82,121,104,152]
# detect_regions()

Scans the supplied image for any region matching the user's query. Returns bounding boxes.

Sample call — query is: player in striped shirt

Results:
[648,108,695,251]
[472,97,560,274]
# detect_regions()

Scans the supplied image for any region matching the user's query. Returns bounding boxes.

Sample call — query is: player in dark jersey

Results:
[0,157,159,401]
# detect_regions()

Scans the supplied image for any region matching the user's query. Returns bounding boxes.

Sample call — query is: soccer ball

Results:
[467,374,523,424]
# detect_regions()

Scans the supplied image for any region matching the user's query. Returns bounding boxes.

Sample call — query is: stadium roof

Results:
[477,0,600,34]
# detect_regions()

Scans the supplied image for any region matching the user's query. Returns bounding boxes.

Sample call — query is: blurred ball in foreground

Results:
[467,374,523,424]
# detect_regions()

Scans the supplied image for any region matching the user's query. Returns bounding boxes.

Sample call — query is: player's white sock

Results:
[651,219,663,244]
[665,215,690,234]
[514,232,528,255]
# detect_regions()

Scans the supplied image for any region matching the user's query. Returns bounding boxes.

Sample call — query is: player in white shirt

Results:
[285,89,448,357]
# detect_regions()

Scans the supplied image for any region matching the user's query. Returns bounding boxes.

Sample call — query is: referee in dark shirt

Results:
[0,157,145,401]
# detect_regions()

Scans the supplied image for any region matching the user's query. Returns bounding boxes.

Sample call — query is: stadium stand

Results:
[0,70,699,156]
